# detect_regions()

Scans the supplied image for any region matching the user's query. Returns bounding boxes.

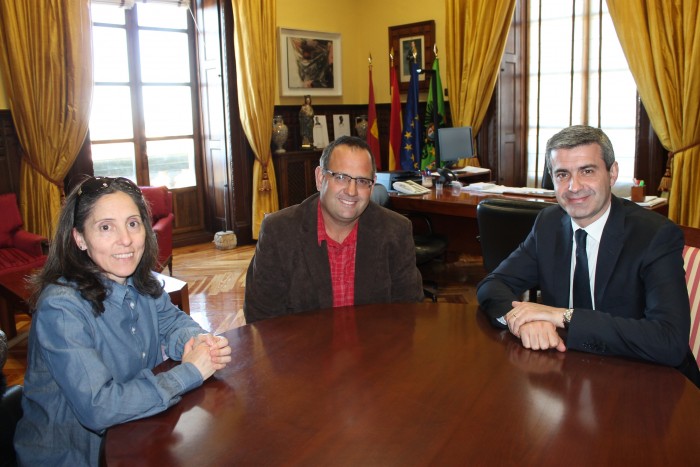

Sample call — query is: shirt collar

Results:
[570,200,611,243]
[317,200,359,247]
[103,275,136,309]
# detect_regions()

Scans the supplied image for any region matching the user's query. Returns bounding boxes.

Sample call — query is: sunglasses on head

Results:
[77,176,142,197]
[74,177,142,225]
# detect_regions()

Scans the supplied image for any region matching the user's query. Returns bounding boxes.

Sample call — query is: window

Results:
[528,0,637,193]
[90,3,198,189]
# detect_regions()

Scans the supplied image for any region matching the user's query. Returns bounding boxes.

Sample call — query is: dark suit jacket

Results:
[477,195,700,384]
[244,193,424,323]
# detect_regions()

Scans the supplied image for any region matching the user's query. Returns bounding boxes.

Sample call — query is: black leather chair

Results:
[476,198,552,300]
[542,166,554,190]
[1,330,22,467]
[371,185,447,301]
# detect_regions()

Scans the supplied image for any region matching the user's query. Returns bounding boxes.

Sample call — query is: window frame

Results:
[90,4,203,189]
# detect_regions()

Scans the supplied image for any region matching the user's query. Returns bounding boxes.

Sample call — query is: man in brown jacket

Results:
[244,136,424,323]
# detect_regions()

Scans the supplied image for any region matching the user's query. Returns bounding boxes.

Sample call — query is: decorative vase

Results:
[355,115,368,139]
[272,115,289,153]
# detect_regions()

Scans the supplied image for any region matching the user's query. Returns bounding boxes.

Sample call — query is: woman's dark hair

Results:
[28,176,163,316]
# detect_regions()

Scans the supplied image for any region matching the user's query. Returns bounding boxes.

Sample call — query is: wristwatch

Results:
[563,308,574,329]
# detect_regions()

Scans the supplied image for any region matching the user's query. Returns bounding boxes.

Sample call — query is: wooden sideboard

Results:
[273,150,321,208]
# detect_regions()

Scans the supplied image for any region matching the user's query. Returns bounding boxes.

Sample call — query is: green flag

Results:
[421,57,445,170]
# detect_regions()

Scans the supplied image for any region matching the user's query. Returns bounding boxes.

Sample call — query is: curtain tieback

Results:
[259,162,271,192]
[24,156,65,191]
[668,140,700,158]
[658,140,700,192]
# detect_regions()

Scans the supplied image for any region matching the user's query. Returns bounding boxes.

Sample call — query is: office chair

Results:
[371,185,447,301]
[542,166,554,190]
[476,198,551,301]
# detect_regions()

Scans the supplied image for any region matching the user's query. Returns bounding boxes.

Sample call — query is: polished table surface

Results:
[103,303,700,466]
[389,187,668,219]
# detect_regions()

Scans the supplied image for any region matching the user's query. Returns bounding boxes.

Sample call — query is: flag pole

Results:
[431,45,440,166]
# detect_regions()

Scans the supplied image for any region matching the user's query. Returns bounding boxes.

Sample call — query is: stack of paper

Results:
[453,166,491,174]
[625,195,667,207]
[465,182,499,192]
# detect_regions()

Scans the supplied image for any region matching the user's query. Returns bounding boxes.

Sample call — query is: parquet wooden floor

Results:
[4,242,486,387]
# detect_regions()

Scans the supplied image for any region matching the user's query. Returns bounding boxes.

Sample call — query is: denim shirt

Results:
[14,277,205,466]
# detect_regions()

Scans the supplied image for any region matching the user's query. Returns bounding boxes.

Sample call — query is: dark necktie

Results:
[573,229,592,309]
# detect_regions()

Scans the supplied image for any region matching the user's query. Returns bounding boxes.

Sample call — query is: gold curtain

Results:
[445,0,516,166]
[230,0,278,239]
[608,0,700,227]
[0,0,93,238]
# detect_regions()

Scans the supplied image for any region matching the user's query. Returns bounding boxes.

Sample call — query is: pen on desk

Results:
[639,180,645,187]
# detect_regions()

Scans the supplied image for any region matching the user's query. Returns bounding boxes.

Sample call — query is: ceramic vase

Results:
[272,115,289,153]
[355,115,368,139]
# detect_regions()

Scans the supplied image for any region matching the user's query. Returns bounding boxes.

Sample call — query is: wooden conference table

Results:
[103,303,700,466]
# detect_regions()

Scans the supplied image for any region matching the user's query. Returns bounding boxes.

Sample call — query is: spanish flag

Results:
[388,60,402,171]
[367,66,382,169]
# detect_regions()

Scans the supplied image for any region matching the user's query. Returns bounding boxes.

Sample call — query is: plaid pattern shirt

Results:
[317,201,358,307]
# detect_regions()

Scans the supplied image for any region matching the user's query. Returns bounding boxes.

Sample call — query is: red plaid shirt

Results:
[317,201,358,307]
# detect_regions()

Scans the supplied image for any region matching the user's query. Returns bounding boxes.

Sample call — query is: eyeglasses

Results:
[77,176,141,197]
[323,169,374,189]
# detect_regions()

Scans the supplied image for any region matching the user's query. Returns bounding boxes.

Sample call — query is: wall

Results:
[0,1,446,110]
[276,0,446,106]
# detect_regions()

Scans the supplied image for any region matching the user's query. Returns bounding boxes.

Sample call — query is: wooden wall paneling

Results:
[0,110,21,197]
[635,96,667,194]
[272,150,321,208]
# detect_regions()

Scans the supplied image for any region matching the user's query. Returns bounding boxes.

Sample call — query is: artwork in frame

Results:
[388,20,435,93]
[278,28,342,97]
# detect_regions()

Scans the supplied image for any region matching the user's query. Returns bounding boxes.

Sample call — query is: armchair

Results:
[139,186,174,274]
[0,193,47,275]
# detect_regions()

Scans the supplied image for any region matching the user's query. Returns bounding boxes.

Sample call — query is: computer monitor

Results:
[437,126,475,167]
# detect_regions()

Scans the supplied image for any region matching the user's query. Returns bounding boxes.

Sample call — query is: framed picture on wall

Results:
[388,20,435,93]
[278,28,342,96]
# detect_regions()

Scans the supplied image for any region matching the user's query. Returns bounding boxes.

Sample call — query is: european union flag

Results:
[400,62,421,171]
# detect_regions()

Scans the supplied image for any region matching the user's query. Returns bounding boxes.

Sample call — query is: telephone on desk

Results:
[437,168,457,184]
[393,180,431,195]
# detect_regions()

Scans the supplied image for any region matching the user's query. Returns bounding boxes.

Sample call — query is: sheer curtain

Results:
[0,0,93,237]
[231,0,278,239]
[608,0,700,227]
[444,0,516,166]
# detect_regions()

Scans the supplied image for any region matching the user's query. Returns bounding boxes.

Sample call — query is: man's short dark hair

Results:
[545,125,615,173]
[319,136,377,176]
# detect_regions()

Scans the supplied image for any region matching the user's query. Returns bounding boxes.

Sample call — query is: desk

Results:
[0,266,34,340]
[390,189,555,256]
[0,270,190,340]
[389,189,554,219]
[390,189,667,257]
[103,303,700,466]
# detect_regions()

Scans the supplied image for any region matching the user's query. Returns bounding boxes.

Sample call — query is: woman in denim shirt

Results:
[14,177,231,466]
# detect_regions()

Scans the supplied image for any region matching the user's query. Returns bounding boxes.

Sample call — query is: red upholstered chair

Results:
[0,193,47,275]
[139,186,174,274]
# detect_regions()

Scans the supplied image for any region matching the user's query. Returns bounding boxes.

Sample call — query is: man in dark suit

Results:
[244,136,424,324]
[477,125,700,386]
